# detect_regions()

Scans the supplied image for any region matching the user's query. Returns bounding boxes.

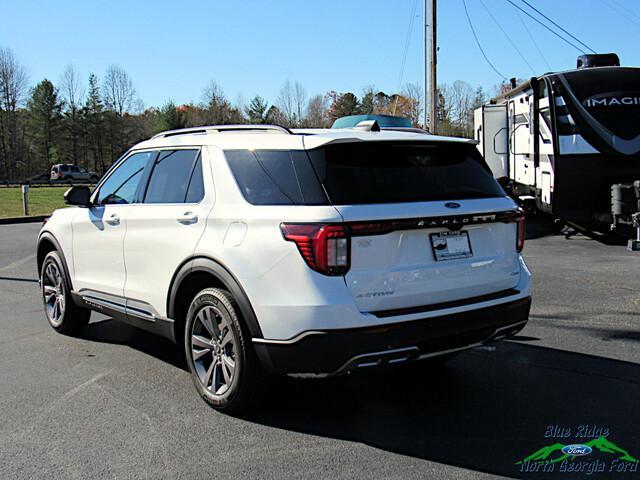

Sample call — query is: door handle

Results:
[178,212,198,225]
[105,213,120,226]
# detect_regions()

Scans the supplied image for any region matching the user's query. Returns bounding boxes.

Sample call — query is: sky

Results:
[2,0,639,110]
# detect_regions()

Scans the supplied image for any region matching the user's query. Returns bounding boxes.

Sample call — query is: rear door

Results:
[123,147,212,317]
[309,141,522,313]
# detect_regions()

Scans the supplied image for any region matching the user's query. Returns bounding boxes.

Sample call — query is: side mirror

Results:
[64,186,92,207]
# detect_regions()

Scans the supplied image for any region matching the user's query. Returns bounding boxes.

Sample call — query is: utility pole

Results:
[429,0,437,134]
[423,0,429,130]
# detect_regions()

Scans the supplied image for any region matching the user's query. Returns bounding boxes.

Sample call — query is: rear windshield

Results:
[310,142,504,204]
[225,142,504,206]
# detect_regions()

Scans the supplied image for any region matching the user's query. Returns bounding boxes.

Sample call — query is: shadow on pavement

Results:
[81,318,187,371]
[79,317,640,478]
[242,341,639,479]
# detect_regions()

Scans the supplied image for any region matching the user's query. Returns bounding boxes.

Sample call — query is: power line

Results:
[461,0,507,80]
[478,0,536,75]
[514,7,552,71]
[504,0,585,54]
[394,0,419,115]
[397,0,419,90]
[598,0,640,29]
[609,0,640,23]
[519,0,596,53]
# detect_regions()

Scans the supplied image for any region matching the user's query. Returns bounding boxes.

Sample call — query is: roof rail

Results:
[151,124,292,139]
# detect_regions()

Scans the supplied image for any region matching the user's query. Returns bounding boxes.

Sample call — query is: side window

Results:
[185,156,205,203]
[70,166,80,173]
[143,149,201,204]
[97,152,154,205]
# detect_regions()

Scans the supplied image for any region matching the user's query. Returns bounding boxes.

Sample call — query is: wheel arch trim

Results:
[37,231,74,291]
[167,256,264,339]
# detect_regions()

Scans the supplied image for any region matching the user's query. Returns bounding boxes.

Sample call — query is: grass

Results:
[0,186,68,218]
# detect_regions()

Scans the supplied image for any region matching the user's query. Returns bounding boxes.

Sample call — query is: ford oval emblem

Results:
[561,445,593,457]
[445,202,461,209]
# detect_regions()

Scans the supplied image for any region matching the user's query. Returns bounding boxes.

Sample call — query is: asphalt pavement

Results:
[0,218,638,479]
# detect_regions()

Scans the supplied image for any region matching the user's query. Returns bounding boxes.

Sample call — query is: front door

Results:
[72,151,155,300]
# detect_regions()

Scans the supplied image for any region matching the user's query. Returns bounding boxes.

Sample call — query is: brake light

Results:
[516,213,526,252]
[280,223,350,276]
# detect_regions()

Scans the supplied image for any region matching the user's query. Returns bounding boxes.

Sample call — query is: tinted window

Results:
[309,142,504,204]
[185,156,205,203]
[97,152,154,205]
[70,166,80,173]
[225,150,327,205]
[143,150,200,203]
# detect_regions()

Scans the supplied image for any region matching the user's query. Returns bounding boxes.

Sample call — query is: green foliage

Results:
[155,101,186,133]
[244,96,269,124]
[27,79,63,168]
[0,49,488,182]
[328,92,360,122]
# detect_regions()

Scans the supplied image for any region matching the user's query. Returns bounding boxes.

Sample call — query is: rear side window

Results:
[143,149,203,204]
[225,150,327,205]
[309,142,505,204]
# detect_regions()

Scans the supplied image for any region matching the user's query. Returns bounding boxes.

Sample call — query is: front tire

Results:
[41,251,90,334]
[184,288,265,413]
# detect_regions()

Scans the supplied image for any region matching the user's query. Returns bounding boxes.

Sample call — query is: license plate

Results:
[430,231,473,261]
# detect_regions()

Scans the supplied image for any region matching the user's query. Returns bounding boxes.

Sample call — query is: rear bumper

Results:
[253,296,531,375]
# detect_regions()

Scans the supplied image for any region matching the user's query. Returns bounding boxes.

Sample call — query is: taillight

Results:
[516,213,526,252]
[280,223,350,276]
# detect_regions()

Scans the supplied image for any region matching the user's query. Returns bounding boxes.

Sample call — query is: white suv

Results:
[37,124,531,412]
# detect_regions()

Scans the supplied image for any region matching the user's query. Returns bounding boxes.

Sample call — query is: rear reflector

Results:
[516,213,526,252]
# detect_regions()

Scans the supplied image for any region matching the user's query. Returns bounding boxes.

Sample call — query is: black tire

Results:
[184,288,265,413]
[40,251,90,334]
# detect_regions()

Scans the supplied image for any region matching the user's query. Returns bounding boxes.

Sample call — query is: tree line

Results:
[0,46,488,182]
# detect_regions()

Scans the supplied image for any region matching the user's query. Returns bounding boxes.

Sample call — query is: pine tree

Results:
[328,93,360,122]
[83,74,105,173]
[244,96,268,124]
[156,101,186,132]
[27,79,62,171]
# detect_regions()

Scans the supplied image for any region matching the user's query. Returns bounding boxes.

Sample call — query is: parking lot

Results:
[0,218,638,479]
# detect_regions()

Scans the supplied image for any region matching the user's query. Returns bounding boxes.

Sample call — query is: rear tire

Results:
[184,288,265,413]
[40,251,90,334]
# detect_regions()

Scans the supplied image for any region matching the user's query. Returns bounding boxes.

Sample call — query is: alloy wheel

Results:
[190,305,237,396]
[42,261,65,326]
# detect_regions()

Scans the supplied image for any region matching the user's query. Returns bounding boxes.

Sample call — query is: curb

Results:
[0,215,48,225]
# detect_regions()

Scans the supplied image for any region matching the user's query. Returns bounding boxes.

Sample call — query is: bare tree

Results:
[401,83,423,128]
[60,64,84,163]
[200,80,242,125]
[202,80,226,110]
[276,80,295,127]
[0,46,29,180]
[102,64,136,116]
[294,82,306,126]
[437,81,475,137]
[304,94,329,128]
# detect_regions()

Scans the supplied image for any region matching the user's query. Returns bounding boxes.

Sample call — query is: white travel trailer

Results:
[474,53,640,230]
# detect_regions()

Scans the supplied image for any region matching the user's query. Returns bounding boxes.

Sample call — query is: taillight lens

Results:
[280,223,350,276]
[516,213,526,252]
